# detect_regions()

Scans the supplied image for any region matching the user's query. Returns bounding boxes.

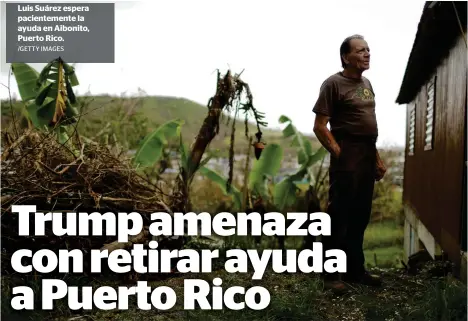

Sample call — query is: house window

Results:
[409,107,416,155]
[425,75,436,150]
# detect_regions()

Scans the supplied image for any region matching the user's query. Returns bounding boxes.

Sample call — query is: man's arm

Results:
[313,113,341,159]
[376,149,384,166]
[375,149,387,181]
[312,77,340,157]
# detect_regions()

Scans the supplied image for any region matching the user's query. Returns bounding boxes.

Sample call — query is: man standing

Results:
[312,34,387,293]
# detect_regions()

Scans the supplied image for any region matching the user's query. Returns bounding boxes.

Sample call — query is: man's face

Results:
[343,38,370,71]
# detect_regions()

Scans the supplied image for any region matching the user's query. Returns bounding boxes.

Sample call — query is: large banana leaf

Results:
[26,100,53,129]
[279,115,327,178]
[63,61,79,87]
[38,59,78,126]
[272,149,326,211]
[198,166,242,211]
[273,115,328,210]
[12,59,79,128]
[273,177,298,211]
[279,115,314,166]
[11,63,40,101]
[306,147,328,169]
[248,143,283,198]
[56,126,70,145]
[133,119,184,168]
[292,146,329,181]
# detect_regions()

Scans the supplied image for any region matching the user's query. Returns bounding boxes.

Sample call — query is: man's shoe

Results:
[321,273,349,295]
[343,270,382,287]
[323,279,349,295]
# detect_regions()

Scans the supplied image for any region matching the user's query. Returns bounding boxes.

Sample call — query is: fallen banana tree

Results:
[170,69,267,213]
[10,58,80,147]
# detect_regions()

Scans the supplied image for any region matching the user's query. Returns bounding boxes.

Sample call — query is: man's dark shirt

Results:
[313,72,378,138]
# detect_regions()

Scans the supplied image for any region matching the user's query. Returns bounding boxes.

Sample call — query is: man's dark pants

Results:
[323,133,377,278]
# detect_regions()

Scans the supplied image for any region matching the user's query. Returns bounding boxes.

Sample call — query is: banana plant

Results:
[132,119,184,169]
[10,63,39,102]
[197,166,242,211]
[193,142,284,212]
[33,57,79,128]
[272,115,328,211]
[130,119,243,210]
[248,143,283,200]
[200,142,284,212]
[8,63,38,129]
[178,133,243,211]
[11,58,80,144]
[193,115,328,213]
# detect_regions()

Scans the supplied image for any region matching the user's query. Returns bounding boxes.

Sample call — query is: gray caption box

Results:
[6,3,114,63]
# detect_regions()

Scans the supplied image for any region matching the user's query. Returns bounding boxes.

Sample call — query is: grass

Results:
[4,247,465,321]
[363,221,405,269]
[364,221,404,250]
[365,246,404,269]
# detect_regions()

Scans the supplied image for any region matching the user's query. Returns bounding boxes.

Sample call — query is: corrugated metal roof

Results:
[396,1,467,104]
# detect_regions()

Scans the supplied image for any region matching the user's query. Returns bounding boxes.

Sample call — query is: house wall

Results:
[403,34,467,263]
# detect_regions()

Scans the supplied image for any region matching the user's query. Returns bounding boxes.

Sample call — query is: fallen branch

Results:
[170,69,266,213]
[0,128,32,161]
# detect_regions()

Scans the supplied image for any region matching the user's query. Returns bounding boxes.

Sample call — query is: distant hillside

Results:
[1,95,322,156]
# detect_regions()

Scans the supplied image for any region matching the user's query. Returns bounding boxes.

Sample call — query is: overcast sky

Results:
[0,0,427,148]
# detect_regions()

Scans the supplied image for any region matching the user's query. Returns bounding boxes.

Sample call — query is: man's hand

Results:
[313,114,341,158]
[334,148,341,159]
[375,150,386,181]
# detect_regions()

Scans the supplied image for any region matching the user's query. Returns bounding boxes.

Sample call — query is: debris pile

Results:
[1,129,169,277]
